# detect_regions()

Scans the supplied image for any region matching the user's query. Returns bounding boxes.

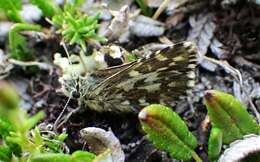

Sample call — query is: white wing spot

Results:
[168,82,176,87]
[138,83,161,92]
[173,55,185,61]
[144,72,159,82]
[147,65,152,71]
[169,62,176,66]
[188,63,196,69]
[157,67,168,71]
[121,100,130,105]
[138,98,150,106]
[129,70,141,77]
[184,41,193,47]
[187,71,196,79]
[156,55,168,61]
[187,80,195,87]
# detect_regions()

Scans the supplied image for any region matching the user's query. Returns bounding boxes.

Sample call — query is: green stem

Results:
[191,151,202,162]
[10,23,41,32]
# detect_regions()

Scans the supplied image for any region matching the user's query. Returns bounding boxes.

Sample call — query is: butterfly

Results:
[58,42,197,113]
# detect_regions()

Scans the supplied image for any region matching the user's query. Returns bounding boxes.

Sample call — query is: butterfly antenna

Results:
[61,41,72,65]
[53,89,74,132]
[53,41,75,132]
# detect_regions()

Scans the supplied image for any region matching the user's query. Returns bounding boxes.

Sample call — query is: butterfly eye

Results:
[72,90,80,99]
[104,54,124,67]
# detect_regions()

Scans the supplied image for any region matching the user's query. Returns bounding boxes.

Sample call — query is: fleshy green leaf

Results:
[139,104,201,161]
[0,80,19,110]
[208,127,223,161]
[92,149,112,162]
[0,145,12,162]
[29,153,72,162]
[0,0,24,22]
[30,151,96,162]
[0,118,14,138]
[135,0,153,17]
[29,0,59,17]
[24,111,45,131]
[204,90,260,144]
[72,151,96,162]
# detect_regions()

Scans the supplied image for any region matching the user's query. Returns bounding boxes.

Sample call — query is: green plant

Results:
[0,81,96,162]
[207,127,222,161]
[0,0,24,22]
[52,1,107,52]
[139,91,260,162]
[29,0,60,17]
[138,104,202,162]
[204,90,260,143]
[135,0,153,17]
[30,151,96,162]
[8,23,41,61]
[204,90,260,161]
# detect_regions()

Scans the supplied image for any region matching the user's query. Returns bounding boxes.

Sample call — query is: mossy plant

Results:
[0,81,96,162]
[135,0,153,17]
[51,1,107,52]
[0,0,24,22]
[139,104,202,162]
[29,0,60,18]
[30,151,96,162]
[8,23,41,61]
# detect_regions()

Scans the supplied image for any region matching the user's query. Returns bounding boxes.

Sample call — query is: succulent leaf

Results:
[139,104,200,161]
[0,0,24,22]
[29,0,59,17]
[204,90,260,144]
[208,127,223,161]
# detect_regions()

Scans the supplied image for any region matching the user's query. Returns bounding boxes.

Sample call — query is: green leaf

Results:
[0,145,12,162]
[0,81,19,110]
[92,149,112,162]
[0,118,14,138]
[139,104,201,161]
[31,127,44,147]
[0,0,22,10]
[204,90,260,144]
[29,153,72,162]
[0,0,24,22]
[71,151,96,162]
[29,0,59,17]
[51,1,106,51]
[208,127,223,161]
[30,151,96,162]
[135,0,153,17]
[8,23,41,61]
[56,133,68,141]
[24,111,45,131]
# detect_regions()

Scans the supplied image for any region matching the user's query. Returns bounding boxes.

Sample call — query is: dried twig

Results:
[152,0,170,19]
[9,59,52,70]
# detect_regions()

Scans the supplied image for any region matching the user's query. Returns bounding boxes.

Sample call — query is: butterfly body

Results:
[56,42,197,113]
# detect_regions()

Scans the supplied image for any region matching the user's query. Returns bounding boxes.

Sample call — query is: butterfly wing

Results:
[85,42,197,113]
